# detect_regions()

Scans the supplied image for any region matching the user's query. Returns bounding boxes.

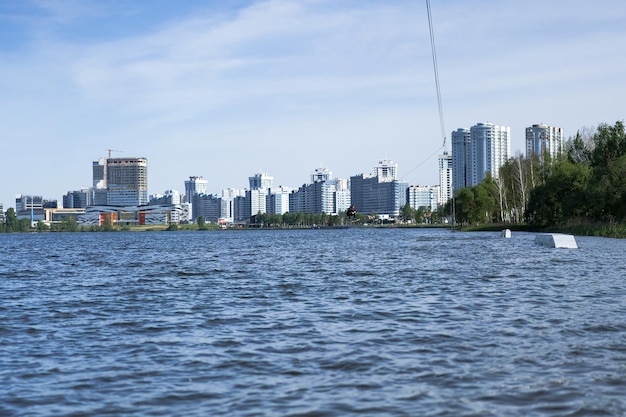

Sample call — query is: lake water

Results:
[1,228,625,416]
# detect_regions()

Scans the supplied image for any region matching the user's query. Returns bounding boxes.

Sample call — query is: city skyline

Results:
[2,0,625,208]
[0,119,584,210]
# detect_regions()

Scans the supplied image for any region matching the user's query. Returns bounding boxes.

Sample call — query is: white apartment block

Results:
[452,123,510,193]
[267,186,291,215]
[438,151,452,205]
[407,185,439,212]
[249,172,273,190]
[335,178,351,214]
[311,167,332,183]
[374,160,398,182]
[470,122,510,186]
[184,176,208,203]
[526,123,564,160]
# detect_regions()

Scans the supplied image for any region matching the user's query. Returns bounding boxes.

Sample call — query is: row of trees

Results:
[253,211,347,227]
[527,121,626,226]
[444,121,626,228]
[0,208,31,233]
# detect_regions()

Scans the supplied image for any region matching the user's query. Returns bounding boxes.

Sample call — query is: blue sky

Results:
[1,0,625,209]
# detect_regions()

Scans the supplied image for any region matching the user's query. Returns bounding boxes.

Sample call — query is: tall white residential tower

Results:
[451,123,511,194]
[525,123,564,160]
[438,151,452,205]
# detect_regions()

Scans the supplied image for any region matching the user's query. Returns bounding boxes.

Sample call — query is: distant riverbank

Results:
[460,222,626,239]
[6,221,626,238]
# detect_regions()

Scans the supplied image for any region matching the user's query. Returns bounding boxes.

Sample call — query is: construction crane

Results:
[105,149,122,158]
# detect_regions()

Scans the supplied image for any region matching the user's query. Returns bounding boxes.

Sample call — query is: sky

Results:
[1,0,625,209]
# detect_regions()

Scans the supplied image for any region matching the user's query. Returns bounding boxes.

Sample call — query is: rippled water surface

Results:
[1,228,625,416]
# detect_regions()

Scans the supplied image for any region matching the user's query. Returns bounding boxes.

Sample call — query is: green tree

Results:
[590,121,626,171]
[5,208,18,232]
[197,216,207,230]
[416,206,428,223]
[567,131,591,165]
[400,203,414,223]
[526,159,591,227]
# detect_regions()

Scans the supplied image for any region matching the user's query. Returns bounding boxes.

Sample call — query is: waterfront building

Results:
[150,190,181,206]
[230,172,274,222]
[220,188,245,224]
[105,157,148,206]
[526,123,564,160]
[15,195,58,224]
[16,195,43,212]
[335,178,351,214]
[267,186,291,215]
[438,151,452,205]
[246,188,269,217]
[184,177,208,220]
[451,128,471,194]
[192,193,221,223]
[407,185,439,212]
[350,160,408,217]
[451,123,510,194]
[233,194,248,223]
[288,167,349,215]
[470,122,510,186]
[48,208,86,223]
[0,204,4,224]
[289,181,337,215]
[78,205,183,226]
[184,176,208,203]
[63,189,90,209]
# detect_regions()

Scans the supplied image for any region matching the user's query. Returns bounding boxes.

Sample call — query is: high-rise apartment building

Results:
[350,160,407,217]
[289,181,337,215]
[267,187,291,215]
[470,122,510,186]
[311,167,332,183]
[105,157,148,206]
[149,190,181,206]
[335,178,351,214]
[452,123,510,193]
[184,176,208,203]
[374,160,398,182]
[192,193,221,223]
[93,158,106,189]
[438,151,452,205]
[288,167,349,215]
[451,128,471,194]
[221,188,245,223]
[526,123,564,160]
[249,172,273,190]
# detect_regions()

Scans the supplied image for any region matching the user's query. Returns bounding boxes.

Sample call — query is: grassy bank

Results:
[458,222,626,238]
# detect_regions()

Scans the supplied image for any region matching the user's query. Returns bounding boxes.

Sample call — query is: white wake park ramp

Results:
[535,233,578,249]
